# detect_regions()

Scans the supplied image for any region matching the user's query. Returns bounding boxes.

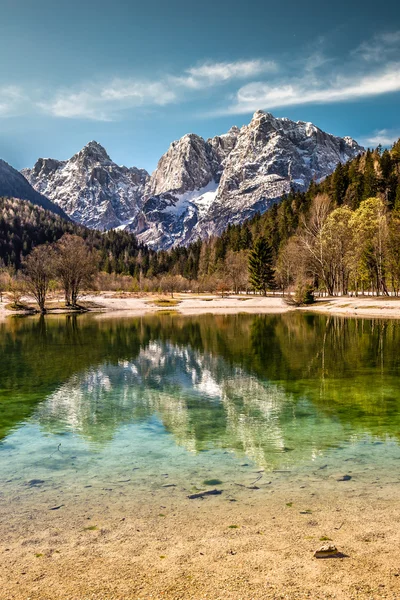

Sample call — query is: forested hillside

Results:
[0,197,152,274]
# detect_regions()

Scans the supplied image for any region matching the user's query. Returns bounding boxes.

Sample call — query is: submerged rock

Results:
[337,475,352,481]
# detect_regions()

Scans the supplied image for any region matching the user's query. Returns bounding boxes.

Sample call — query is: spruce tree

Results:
[332,162,348,205]
[248,236,274,295]
[363,150,378,199]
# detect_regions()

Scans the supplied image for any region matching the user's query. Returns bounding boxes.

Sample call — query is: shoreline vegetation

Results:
[4,291,400,320]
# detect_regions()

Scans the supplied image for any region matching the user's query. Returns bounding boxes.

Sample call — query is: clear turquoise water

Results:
[1,312,400,498]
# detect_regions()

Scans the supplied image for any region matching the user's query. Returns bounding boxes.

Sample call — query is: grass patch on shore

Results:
[151,298,181,307]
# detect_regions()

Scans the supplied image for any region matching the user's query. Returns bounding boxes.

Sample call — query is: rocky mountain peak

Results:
[195,113,363,241]
[73,140,111,164]
[32,157,64,178]
[207,126,241,171]
[146,133,220,197]
[22,142,149,230]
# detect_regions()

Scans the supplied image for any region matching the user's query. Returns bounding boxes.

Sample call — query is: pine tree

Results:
[363,150,378,200]
[248,237,274,295]
[331,162,348,205]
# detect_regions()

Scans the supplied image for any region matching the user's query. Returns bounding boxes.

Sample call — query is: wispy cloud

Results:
[222,63,400,115]
[361,128,400,147]
[38,59,277,121]
[173,59,277,89]
[40,80,177,121]
[352,31,400,63]
[0,85,25,117]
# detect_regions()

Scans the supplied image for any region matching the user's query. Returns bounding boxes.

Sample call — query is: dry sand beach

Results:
[84,292,400,320]
[3,292,400,320]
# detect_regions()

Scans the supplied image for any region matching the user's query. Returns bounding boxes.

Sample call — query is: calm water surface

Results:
[1,312,400,497]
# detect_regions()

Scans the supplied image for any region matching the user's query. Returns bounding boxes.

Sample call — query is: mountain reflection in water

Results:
[1,312,400,473]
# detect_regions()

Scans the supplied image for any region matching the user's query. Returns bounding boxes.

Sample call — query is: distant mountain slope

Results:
[0,159,68,219]
[22,142,149,230]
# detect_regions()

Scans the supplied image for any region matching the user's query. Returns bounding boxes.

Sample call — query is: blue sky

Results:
[1,0,400,173]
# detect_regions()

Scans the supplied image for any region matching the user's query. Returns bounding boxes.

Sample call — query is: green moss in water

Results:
[203,478,222,486]
[228,525,239,529]
[83,525,98,531]
[320,536,332,541]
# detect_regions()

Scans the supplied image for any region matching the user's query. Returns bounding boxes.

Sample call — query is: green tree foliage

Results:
[248,237,275,295]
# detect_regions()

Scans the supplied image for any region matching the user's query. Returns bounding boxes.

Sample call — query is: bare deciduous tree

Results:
[275,237,304,295]
[225,250,249,293]
[159,274,186,298]
[0,269,11,303]
[54,234,97,307]
[8,275,26,308]
[299,194,335,295]
[23,245,54,313]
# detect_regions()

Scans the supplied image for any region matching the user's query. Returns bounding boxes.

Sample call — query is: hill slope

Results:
[0,159,68,219]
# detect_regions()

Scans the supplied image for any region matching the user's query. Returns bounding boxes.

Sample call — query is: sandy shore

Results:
[3,292,400,320]
[79,293,400,320]
[1,474,399,600]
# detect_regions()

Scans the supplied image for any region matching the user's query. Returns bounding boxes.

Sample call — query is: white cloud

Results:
[174,59,277,89]
[100,79,176,105]
[40,80,177,121]
[0,85,25,117]
[218,63,400,115]
[361,128,400,147]
[38,59,277,121]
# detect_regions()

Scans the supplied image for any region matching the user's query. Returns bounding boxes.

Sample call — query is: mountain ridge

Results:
[21,111,363,248]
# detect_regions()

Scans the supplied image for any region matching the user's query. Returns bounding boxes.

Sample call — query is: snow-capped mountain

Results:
[198,111,363,239]
[22,141,149,230]
[132,111,362,247]
[22,112,363,247]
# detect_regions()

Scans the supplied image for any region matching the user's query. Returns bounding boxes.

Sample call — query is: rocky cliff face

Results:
[22,113,363,247]
[22,142,149,230]
[195,111,363,238]
[130,132,233,249]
